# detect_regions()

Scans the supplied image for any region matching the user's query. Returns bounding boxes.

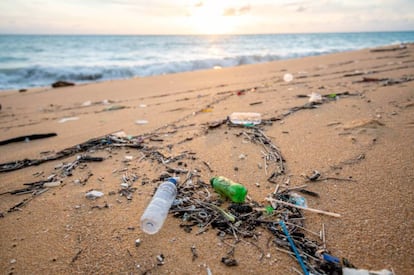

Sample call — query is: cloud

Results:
[239,5,251,14]
[223,8,236,16]
[296,6,306,12]
[223,5,251,16]
[281,1,308,7]
[1,0,414,34]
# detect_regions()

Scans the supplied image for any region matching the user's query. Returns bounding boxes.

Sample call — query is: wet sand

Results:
[0,44,413,274]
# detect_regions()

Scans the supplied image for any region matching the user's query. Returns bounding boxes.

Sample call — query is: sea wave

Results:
[1,32,413,91]
[0,56,29,63]
[0,53,320,90]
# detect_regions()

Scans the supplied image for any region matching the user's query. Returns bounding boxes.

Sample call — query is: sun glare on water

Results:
[187,2,241,34]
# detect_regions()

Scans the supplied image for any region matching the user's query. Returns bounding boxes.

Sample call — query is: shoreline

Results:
[0,42,406,94]
[0,44,413,274]
[1,33,413,91]
[1,42,410,96]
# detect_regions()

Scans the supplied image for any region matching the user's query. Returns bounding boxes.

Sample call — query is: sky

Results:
[0,0,413,35]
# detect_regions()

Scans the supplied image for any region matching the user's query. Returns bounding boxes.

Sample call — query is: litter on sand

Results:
[58,117,79,123]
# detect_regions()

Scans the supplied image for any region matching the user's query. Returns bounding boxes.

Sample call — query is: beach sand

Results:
[0,44,413,274]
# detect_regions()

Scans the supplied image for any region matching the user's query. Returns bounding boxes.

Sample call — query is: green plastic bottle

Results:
[210,176,248,203]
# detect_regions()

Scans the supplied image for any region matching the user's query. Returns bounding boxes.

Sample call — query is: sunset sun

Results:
[187,2,239,34]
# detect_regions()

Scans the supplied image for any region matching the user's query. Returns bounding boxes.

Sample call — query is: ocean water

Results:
[0,32,413,90]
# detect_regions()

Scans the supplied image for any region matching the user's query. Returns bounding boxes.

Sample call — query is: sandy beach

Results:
[0,44,413,274]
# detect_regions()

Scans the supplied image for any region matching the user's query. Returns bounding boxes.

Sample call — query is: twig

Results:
[310,177,356,182]
[240,239,265,261]
[165,165,188,174]
[0,133,143,173]
[274,247,295,256]
[8,197,33,212]
[285,221,320,237]
[267,198,341,218]
[273,184,280,195]
[298,189,319,197]
[191,245,198,261]
[221,239,237,249]
[242,131,252,141]
[0,133,57,146]
[322,223,326,250]
[283,185,308,192]
[292,267,304,275]
[71,248,83,264]
[202,161,213,172]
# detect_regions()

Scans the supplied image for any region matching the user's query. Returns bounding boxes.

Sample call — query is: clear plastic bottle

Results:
[140,177,179,234]
[229,112,261,126]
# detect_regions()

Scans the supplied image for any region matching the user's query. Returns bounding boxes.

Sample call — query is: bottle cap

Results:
[167,177,179,185]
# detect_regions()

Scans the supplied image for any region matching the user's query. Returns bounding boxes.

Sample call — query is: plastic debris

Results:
[58,117,79,123]
[104,105,125,111]
[111,131,128,138]
[85,190,104,199]
[208,203,236,222]
[290,192,307,207]
[43,181,62,188]
[322,253,340,264]
[229,112,261,126]
[82,100,92,106]
[267,197,341,217]
[140,178,179,234]
[135,120,149,125]
[221,257,238,266]
[308,92,323,103]
[283,73,293,82]
[210,176,248,203]
[308,170,321,181]
[124,155,133,161]
[156,254,165,265]
[120,183,129,189]
[343,268,393,275]
[279,220,309,275]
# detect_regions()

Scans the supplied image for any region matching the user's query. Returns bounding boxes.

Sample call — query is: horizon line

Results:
[1,30,414,36]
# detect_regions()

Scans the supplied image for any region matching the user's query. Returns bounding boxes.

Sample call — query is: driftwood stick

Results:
[322,223,326,249]
[202,161,213,172]
[310,177,356,182]
[285,221,320,237]
[273,184,280,195]
[266,198,341,218]
[283,184,308,192]
[0,133,57,146]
